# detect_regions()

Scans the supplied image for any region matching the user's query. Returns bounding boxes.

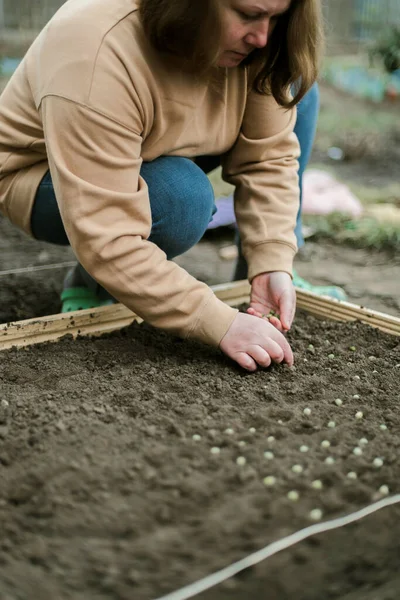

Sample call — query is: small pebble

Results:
[263,476,276,487]
[334,399,343,406]
[379,485,389,496]
[347,472,358,480]
[210,447,221,455]
[300,445,309,453]
[373,458,384,468]
[0,399,9,408]
[264,451,274,460]
[349,346,356,352]
[192,434,202,441]
[236,456,247,466]
[354,375,361,380]
[267,436,275,443]
[287,490,299,502]
[292,465,303,474]
[353,447,363,456]
[328,354,335,359]
[353,394,360,400]
[368,356,376,361]
[325,457,335,465]
[309,509,323,521]
[303,408,312,417]
[379,424,388,431]
[224,428,234,435]
[359,438,368,446]
[311,480,323,490]
[249,427,256,434]
[321,440,331,449]
[278,420,283,425]
[355,412,363,420]
[327,421,336,429]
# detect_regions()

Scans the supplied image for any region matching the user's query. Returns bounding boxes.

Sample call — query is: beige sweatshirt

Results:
[0,0,300,347]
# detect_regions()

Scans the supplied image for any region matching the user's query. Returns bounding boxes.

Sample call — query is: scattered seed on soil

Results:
[311,480,323,490]
[353,394,360,400]
[236,456,247,466]
[355,412,364,420]
[264,451,274,460]
[263,476,276,487]
[359,438,368,446]
[380,424,388,431]
[224,428,234,435]
[309,509,323,521]
[328,354,335,359]
[292,465,303,474]
[354,375,361,380]
[373,458,384,468]
[353,447,363,456]
[238,441,246,448]
[379,485,390,496]
[325,457,336,465]
[334,399,343,406]
[347,472,358,480]
[303,408,312,416]
[267,436,275,443]
[249,427,256,433]
[328,421,336,428]
[210,447,221,455]
[288,491,300,502]
[192,434,202,441]
[300,445,309,453]
[321,440,331,449]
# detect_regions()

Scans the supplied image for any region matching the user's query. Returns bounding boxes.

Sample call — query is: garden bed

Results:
[0,309,399,599]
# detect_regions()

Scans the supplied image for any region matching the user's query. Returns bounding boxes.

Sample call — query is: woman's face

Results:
[217,0,292,67]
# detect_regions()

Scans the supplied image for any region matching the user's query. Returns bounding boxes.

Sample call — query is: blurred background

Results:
[0,0,399,322]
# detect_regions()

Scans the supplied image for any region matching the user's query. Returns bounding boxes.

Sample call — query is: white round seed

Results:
[353,447,363,456]
[311,480,323,490]
[236,456,247,466]
[278,420,283,425]
[249,427,256,433]
[267,436,275,443]
[210,447,221,455]
[309,509,323,521]
[264,451,274,460]
[347,472,358,480]
[238,441,246,448]
[300,445,309,453]
[353,394,360,400]
[263,476,276,487]
[328,354,335,359]
[327,421,336,429]
[380,424,388,431]
[325,457,335,465]
[292,464,303,474]
[192,434,202,441]
[334,399,343,406]
[359,438,368,446]
[287,490,299,502]
[379,485,389,496]
[224,428,234,435]
[321,440,331,449]
[373,458,384,468]
[355,412,364,420]
[303,408,312,416]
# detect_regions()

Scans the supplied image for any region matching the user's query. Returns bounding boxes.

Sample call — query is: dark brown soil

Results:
[0,311,399,600]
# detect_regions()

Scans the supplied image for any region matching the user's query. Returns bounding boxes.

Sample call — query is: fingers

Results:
[246,308,284,333]
[236,352,257,372]
[279,287,296,331]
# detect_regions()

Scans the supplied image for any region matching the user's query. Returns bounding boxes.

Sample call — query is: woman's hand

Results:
[247,271,296,332]
[219,312,294,371]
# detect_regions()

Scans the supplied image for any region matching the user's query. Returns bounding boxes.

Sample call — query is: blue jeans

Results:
[31,84,319,288]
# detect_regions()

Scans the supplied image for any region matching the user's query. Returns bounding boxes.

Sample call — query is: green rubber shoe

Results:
[293,270,347,302]
[61,287,115,313]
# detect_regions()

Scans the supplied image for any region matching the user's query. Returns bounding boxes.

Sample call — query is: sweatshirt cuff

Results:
[185,291,239,347]
[246,241,296,282]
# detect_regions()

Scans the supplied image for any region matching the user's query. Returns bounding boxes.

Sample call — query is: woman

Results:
[0,0,323,371]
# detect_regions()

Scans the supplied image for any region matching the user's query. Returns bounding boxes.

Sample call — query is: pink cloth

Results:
[302,169,363,217]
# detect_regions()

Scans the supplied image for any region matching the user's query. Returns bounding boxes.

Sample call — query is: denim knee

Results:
[141,156,216,259]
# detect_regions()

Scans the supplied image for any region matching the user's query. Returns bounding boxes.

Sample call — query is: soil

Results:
[0,309,400,600]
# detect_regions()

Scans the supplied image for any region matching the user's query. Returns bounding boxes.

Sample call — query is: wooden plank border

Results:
[0,280,399,351]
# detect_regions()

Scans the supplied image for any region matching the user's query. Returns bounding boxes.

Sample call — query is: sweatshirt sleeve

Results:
[40,96,238,346]
[221,90,300,282]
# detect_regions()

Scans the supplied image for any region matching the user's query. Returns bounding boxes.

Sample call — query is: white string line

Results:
[0,261,76,277]
[154,494,400,600]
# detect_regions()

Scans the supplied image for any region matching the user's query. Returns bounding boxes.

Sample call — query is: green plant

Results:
[368,26,400,73]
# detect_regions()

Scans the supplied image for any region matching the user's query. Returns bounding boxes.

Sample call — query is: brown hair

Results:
[139,0,324,108]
